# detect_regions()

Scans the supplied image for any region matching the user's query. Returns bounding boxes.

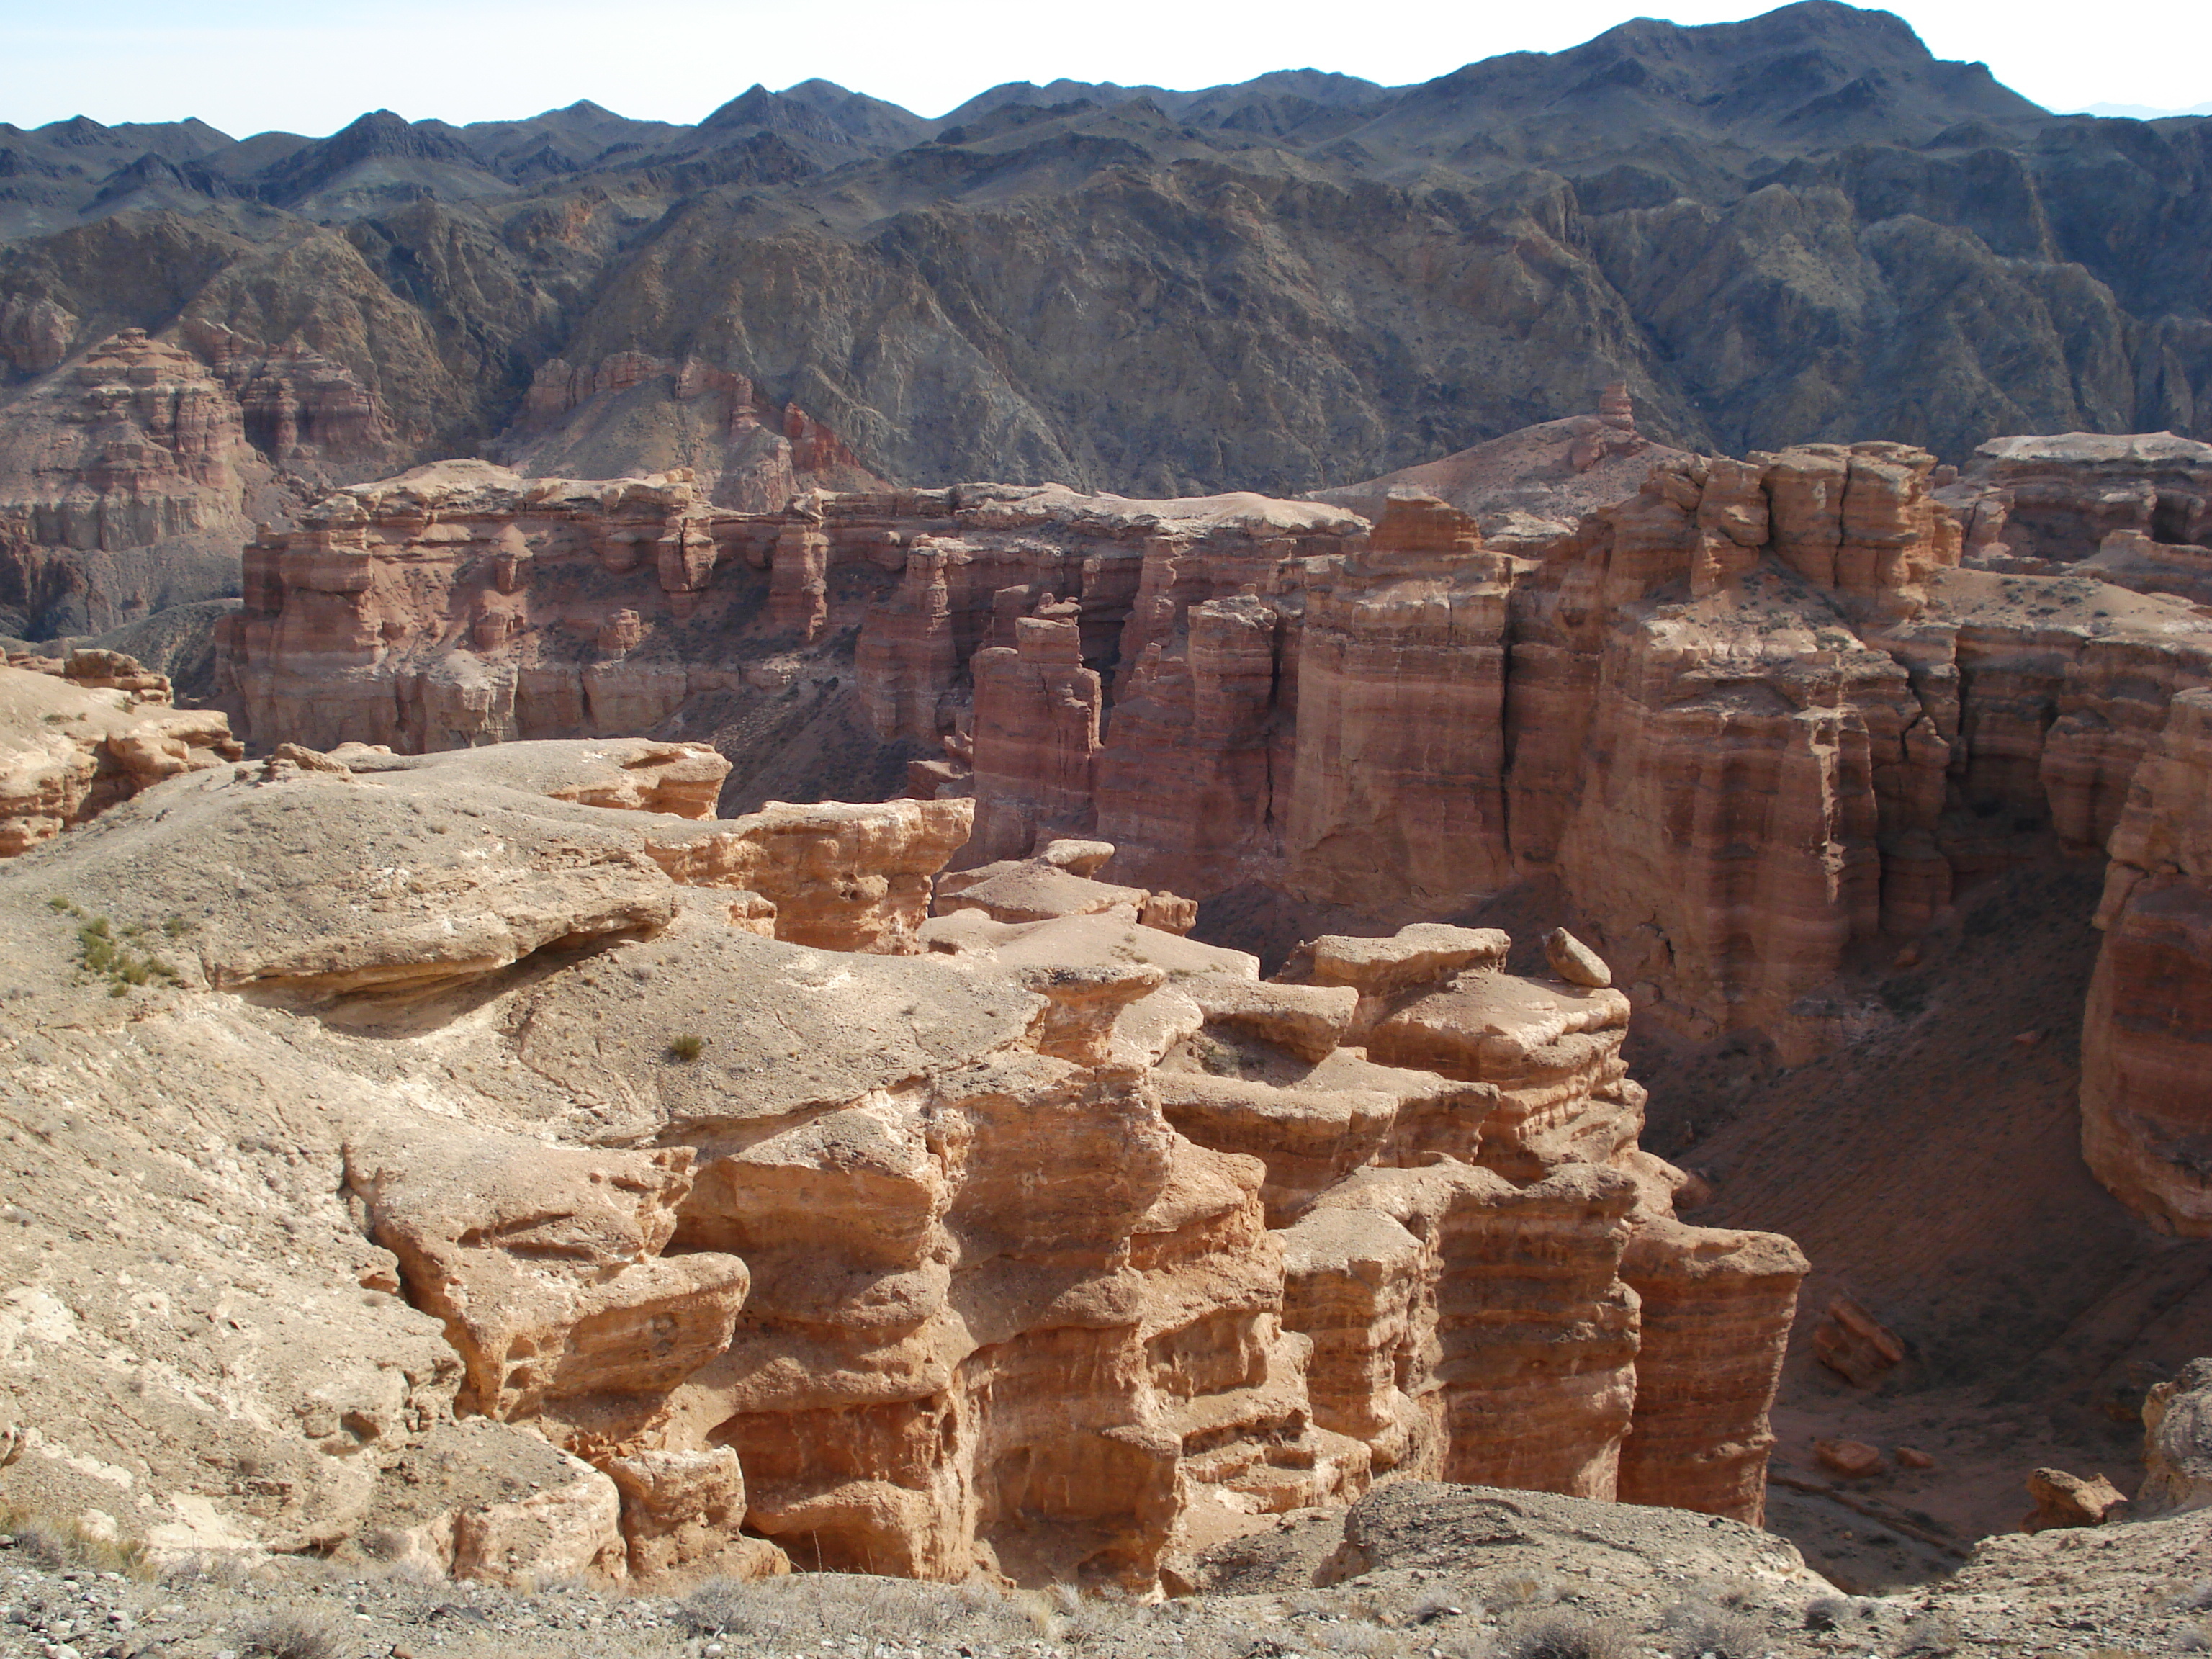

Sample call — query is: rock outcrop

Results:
[1944,431,2212,601]
[222,432,2212,1238]
[0,740,1802,1590]
[2084,689,2212,1235]
[932,441,2212,1060]
[502,352,887,512]
[218,467,1365,807]
[0,328,392,639]
[0,650,239,853]
[1310,387,1680,537]
[2138,1358,2212,1516]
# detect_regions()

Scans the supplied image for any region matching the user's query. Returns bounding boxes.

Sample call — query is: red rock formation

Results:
[1615,1218,1807,1524]
[1944,431,2212,590]
[1312,387,1681,530]
[645,796,974,953]
[2138,1358,2212,1516]
[1285,496,1516,909]
[0,295,76,375]
[182,320,391,467]
[2082,688,2212,1236]
[768,523,829,639]
[505,351,887,512]
[1064,905,1806,1523]
[1812,1295,1907,1385]
[0,652,240,854]
[2021,1467,2130,1532]
[965,603,1103,863]
[0,324,394,635]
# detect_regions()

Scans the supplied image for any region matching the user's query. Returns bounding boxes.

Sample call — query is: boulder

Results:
[2022,1467,2130,1532]
[1812,1295,1907,1386]
[2139,1358,2212,1516]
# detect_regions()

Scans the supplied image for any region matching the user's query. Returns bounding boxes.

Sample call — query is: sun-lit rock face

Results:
[217,432,2212,1241]
[920,442,2212,1069]
[0,741,1801,1591]
[0,652,240,855]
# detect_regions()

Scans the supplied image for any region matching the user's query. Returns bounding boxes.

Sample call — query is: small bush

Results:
[1663,1600,1766,1659]
[1499,1613,1635,1659]
[61,902,182,995]
[238,1609,341,1659]
[0,1503,147,1575]
[678,1575,750,1635]
[8,1516,76,1569]
[1804,1596,1855,1632]
[667,1033,706,1062]
[1313,1620,1406,1658]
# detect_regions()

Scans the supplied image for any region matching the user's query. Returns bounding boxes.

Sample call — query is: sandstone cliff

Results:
[930,441,2212,1060]
[0,739,1802,1589]
[217,432,2212,1241]
[2084,689,2212,1236]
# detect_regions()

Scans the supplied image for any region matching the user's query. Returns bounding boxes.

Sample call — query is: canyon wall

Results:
[938,444,2212,1057]
[0,739,1802,1592]
[218,431,2212,1238]
[2083,688,2212,1236]
[0,328,393,638]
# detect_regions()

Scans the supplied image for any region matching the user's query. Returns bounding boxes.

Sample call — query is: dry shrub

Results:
[1663,1598,1767,1659]
[1498,1611,1636,1659]
[238,1609,341,1659]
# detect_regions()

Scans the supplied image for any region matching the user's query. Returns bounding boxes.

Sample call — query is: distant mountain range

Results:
[1,0,2206,507]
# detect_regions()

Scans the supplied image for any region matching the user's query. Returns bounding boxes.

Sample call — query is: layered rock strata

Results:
[1943,431,2212,598]
[0,742,1802,1591]
[937,442,2212,1061]
[0,650,239,853]
[0,327,391,638]
[2082,688,2212,1235]
[219,436,2212,1237]
[220,467,1366,764]
[502,351,886,512]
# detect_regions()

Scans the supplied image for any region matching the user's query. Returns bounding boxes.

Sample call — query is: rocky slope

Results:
[0,735,1806,1592]
[1,3,2209,634]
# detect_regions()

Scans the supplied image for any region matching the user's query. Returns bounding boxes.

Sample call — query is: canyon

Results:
[210,415,2212,1251]
[2,0,2211,1613]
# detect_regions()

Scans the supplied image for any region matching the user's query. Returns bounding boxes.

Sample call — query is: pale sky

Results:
[1,0,2206,138]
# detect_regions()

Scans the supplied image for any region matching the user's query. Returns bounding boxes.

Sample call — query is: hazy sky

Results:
[2,0,2206,137]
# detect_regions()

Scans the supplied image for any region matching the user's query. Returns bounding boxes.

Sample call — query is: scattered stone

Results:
[1815,1439,1886,1479]
[1812,1295,1907,1386]
[1544,927,1612,987]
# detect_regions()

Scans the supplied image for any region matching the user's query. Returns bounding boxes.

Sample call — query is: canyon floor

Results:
[1660,858,2212,1593]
